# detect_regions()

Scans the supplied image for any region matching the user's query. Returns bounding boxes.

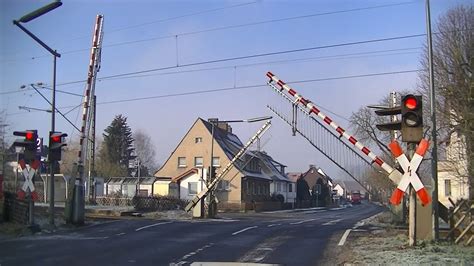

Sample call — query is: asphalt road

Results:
[0,202,383,266]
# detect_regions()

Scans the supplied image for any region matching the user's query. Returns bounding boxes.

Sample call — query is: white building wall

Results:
[179,169,206,200]
[334,184,345,197]
[270,180,296,203]
[437,128,470,207]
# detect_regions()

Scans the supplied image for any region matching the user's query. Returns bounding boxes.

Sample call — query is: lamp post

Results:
[207,116,272,218]
[14,0,62,227]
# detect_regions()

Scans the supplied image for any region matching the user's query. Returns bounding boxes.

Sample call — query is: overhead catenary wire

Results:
[0,1,260,59]
[54,33,427,87]
[1,46,421,96]
[7,68,422,118]
[1,1,416,63]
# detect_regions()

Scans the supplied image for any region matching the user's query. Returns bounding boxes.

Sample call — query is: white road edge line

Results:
[116,232,126,236]
[135,221,173,232]
[290,218,317,225]
[232,226,258,236]
[267,223,282,227]
[338,229,352,246]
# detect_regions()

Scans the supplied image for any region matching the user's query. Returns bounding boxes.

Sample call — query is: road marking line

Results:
[267,223,282,227]
[290,218,317,225]
[338,229,352,246]
[116,232,126,236]
[232,226,258,236]
[322,218,342,225]
[135,221,173,232]
[175,243,214,265]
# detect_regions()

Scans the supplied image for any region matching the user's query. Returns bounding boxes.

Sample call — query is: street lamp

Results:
[14,0,62,227]
[207,115,272,218]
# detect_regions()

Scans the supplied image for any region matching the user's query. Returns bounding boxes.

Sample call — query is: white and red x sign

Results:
[17,159,39,201]
[389,139,431,206]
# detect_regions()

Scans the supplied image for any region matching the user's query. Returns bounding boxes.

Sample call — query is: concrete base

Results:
[193,199,204,218]
[416,201,433,241]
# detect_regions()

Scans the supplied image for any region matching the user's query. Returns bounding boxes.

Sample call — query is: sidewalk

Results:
[338,211,474,265]
[34,202,135,218]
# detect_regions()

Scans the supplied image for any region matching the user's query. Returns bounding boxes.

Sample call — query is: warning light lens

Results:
[52,135,61,143]
[26,131,34,140]
[404,97,418,110]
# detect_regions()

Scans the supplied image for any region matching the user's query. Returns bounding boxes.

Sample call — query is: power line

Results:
[105,1,259,34]
[0,1,259,59]
[57,33,426,86]
[1,1,415,63]
[90,69,424,106]
[0,46,421,96]
[103,47,422,81]
[7,69,421,117]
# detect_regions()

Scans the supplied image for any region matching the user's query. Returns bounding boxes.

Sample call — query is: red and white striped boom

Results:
[266,71,402,183]
[78,15,104,182]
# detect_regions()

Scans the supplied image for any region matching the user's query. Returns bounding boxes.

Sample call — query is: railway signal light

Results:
[49,131,67,161]
[374,106,402,132]
[401,95,423,143]
[13,130,38,162]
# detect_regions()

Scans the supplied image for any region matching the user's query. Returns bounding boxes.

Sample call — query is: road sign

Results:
[17,159,40,201]
[389,139,431,206]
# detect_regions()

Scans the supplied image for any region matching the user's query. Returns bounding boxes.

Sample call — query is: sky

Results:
[1,0,471,178]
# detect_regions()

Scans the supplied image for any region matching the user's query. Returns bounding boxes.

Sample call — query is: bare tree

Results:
[419,5,473,199]
[133,129,159,176]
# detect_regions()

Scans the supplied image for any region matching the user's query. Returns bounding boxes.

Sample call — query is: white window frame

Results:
[194,157,203,168]
[178,157,186,168]
[444,179,451,196]
[188,182,198,195]
[212,156,220,167]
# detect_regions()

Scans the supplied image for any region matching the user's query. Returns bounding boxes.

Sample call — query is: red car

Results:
[351,192,362,204]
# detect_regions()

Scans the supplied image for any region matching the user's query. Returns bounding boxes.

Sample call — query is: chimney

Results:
[208,118,232,133]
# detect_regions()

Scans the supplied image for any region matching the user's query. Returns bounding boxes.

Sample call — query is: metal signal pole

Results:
[425,0,439,241]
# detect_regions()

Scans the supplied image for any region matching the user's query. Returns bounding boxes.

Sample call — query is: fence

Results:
[447,198,473,245]
[95,195,188,212]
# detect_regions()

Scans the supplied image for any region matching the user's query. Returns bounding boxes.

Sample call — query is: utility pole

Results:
[426,0,439,241]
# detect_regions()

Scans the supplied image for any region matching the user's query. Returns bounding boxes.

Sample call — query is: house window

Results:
[277,182,281,192]
[195,137,203,143]
[194,157,203,167]
[188,182,198,195]
[218,180,230,191]
[445,180,451,196]
[178,157,186,168]
[212,157,220,167]
[289,183,293,192]
[246,182,250,195]
[253,183,257,195]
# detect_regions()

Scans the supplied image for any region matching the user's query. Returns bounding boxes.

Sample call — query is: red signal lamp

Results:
[404,96,418,110]
[52,135,61,142]
[26,131,34,140]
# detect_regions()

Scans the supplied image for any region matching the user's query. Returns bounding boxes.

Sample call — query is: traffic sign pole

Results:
[407,143,416,246]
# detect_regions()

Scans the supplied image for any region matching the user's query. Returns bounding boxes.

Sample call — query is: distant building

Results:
[154,118,293,211]
[438,128,470,207]
[296,165,333,206]
[333,181,347,198]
